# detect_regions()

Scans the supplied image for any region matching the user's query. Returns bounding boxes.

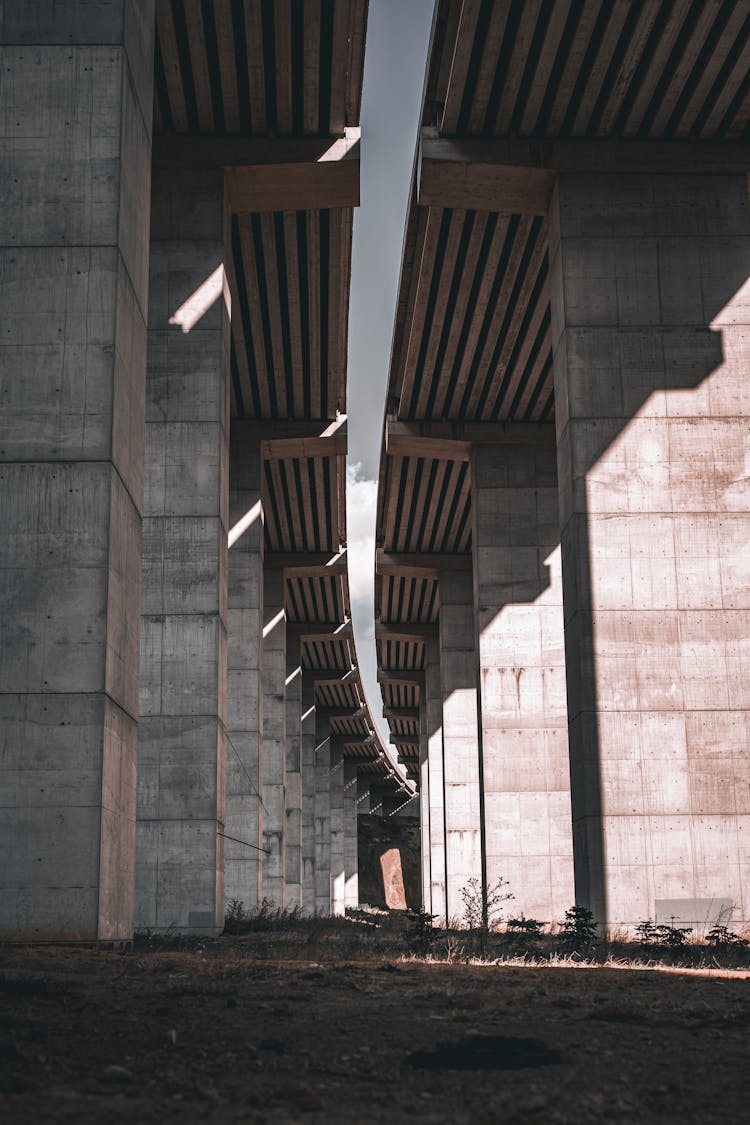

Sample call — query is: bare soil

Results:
[2,920,749,1123]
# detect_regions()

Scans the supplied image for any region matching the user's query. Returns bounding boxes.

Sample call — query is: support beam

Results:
[377,551,470,578]
[419,135,750,212]
[375,623,436,642]
[261,433,347,461]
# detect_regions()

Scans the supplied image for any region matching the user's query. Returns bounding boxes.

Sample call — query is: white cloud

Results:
[345,462,377,605]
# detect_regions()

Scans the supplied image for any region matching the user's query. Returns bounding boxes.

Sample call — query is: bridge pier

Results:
[225,433,264,911]
[261,566,287,908]
[300,674,318,913]
[438,568,482,925]
[285,643,303,910]
[0,6,154,942]
[136,166,229,935]
[425,635,447,924]
[550,171,750,929]
[344,762,360,909]
[314,716,332,915]
[472,441,574,922]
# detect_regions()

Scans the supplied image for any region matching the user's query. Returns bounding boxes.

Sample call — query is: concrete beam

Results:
[377,550,471,578]
[291,622,353,641]
[378,672,425,687]
[419,135,750,212]
[386,419,555,460]
[383,707,420,721]
[376,623,435,643]
[261,432,347,461]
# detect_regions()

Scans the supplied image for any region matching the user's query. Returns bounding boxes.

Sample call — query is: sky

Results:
[346,0,435,751]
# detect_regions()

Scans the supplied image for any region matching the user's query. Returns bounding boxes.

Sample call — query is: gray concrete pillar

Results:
[137,165,230,934]
[439,569,482,926]
[472,442,575,922]
[225,431,264,911]
[330,741,346,915]
[549,172,750,930]
[0,4,154,941]
[261,566,286,907]
[285,638,303,909]
[300,674,317,913]
[314,716,332,914]
[426,636,447,923]
[344,762,359,910]
[357,780,371,815]
[418,692,432,914]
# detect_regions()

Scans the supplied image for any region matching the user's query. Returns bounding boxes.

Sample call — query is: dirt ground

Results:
[2,922,749,1124]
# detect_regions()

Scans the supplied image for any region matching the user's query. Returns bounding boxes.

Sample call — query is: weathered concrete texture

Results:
[439,569,482,925]
[261,567,286,908]
[225,432,263,911]
[550,172,750,929]
[0,4,154,941]
[419,692,432,913]
[425,635,447,923]
[313,717,331,914]
[472,442,575,923]
[330,741,346,916]
[344,762,359,909]
[136,167,229,934]
[284,643,302,909]
[300,675,317,913]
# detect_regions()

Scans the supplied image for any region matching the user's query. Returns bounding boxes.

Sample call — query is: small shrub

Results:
[560,906,598,951]
[225,898,247,933]
[635,920,658,943]
[460,877,514,932]
[506,916,545,937]
[707,924,748,948]
[654,924,691,947]
[407,908,437,956]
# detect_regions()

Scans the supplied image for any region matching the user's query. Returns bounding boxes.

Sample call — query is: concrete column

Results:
[261,566,286,907]
[418,691,432,914]
[472,442,575,922]
[357,779,371,814]
[425,636,447,923]
[285,638,303,909]
[300,674,317,913]
[0,5,154,941]
[344,762,359,909]
[439,568,482,926]
[550,172,750,930]
[330,740,346,916]
[137,165,230,934]
[225,431,264,911]
[314,716,332,914]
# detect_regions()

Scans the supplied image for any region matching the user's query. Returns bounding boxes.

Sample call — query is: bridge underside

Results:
[377,0,750,932]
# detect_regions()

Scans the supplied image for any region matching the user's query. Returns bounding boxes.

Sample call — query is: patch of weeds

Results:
[507,916,545,937]
[707,925,749,948]
[407,908,437,956]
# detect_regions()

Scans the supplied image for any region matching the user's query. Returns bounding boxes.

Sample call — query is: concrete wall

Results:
[472,441,575,923]
[0,3,154,941]
[300,675,317,912]
[136,167,229,934]
[314,717,332,914]
[330,740,346,915]
[344,762,359,909]
[425,635,446,923]
[439,569,482,925]
[285,640,303,909]
[225,431,264,911]
[261,566,286,907]
[550,172,750,929]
